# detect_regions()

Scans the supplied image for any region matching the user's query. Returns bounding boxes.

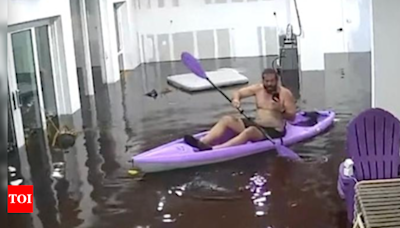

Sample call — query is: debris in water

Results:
[145,87,173,99]
[160,87,173,95]
[175,190,183,197]
[144,89,158,99]
[10,179,23,186]
[128,169,139,175]
[255,210,266,216]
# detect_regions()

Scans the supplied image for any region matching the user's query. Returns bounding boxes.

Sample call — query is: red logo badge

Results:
[8,185,34,213]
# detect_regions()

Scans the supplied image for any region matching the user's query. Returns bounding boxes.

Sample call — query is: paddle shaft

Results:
[205,77,276,143]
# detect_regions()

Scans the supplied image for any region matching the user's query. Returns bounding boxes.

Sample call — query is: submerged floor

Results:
[8,55,371,228]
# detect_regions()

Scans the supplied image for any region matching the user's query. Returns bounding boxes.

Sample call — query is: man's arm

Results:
[232,84,258,101]
[282,89,296,121]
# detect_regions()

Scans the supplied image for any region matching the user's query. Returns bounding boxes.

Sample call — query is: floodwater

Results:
[8,56,371,228]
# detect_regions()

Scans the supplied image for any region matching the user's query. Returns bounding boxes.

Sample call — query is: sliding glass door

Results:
[11,29,45,135]
[8,23,60,179]
[35,25,58,121]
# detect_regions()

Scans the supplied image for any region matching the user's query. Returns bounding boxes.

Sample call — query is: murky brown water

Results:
[8,57,371,228]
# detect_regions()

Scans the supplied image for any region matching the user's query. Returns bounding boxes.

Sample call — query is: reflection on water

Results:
[247,174,270,217]
[9,56,371,228]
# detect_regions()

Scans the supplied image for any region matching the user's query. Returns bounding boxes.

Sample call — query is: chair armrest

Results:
[338,161,356,198]
[337,161,357,222]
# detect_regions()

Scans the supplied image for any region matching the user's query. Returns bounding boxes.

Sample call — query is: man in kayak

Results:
[184,68,297,151]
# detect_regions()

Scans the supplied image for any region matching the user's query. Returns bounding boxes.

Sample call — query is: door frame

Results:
[7,34,25,149]
[7,17,64,149]
[113,1,126,72]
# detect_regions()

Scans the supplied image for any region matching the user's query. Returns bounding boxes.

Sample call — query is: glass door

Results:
[9,25,61,145]
[7,34,32,184]
[7,33,26,150]
[7,97,26,186]
[8,25,60,178]
[10,29,46,136]
[35,25,58,122]
[35,25,60,137]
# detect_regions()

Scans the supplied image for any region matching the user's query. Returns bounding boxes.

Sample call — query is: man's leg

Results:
[213,126,265,149]
[200,115,246,145]
[184,115,246,151]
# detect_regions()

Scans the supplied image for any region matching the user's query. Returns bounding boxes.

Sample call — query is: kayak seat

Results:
[291,111,320,127]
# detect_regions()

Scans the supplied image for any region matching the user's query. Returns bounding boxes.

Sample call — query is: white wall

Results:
[123,0,141,70]
[344,0,371,53]
[288,0,371,71]
[134,0,372,69]
[86,0,103,68]
[93,0,141,83]
[135,0,290,62]
[8,0,81,115]
[371,0,400,119]
[99,0,120,83]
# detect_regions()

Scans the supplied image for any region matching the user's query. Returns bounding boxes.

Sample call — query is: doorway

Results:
[8,22,61,180]
[9,25,59,140]
[114,2,125,72]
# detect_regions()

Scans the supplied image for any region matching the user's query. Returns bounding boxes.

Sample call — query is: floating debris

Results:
[145,87,174,99]
[160,87,173,95]
[144,89,158,99]
[10,179,23,186]
[128,169,139,176]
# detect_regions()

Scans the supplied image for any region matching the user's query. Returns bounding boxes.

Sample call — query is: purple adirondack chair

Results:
[337,108,400,222]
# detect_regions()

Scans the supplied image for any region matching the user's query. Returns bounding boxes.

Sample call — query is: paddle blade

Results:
[181,52,208,79]
[276,145,302,161]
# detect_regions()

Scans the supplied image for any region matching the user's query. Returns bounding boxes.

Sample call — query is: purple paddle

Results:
[181,52,301,161]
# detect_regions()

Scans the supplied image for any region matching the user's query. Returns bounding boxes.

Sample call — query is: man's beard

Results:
[264,85,277,94]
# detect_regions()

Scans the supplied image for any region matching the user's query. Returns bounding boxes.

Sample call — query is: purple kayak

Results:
[132,110,335,173]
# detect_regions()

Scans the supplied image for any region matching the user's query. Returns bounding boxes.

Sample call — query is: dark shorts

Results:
[241,118,286,139]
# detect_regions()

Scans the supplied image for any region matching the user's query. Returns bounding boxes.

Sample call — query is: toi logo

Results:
[8,185,34,213]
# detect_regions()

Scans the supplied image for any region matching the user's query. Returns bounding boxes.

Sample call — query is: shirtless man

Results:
[184,68,297,151]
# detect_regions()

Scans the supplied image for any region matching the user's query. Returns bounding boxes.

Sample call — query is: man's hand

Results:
[271,98,285,113]
[278,88,296,121]
[231,99,241,109]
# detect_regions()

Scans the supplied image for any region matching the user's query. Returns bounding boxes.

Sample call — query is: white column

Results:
[371,0,400,119]
[98,0,121,84]
[80,0,95,95]
[61,0,82,114]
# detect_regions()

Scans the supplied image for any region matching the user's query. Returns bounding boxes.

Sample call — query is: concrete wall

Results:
[135,0,290,63]
[8,0,81,115]
[371,0,400,119]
